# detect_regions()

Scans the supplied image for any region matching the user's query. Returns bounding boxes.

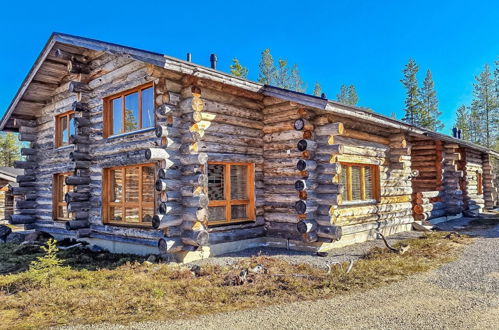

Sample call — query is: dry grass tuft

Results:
[0,232,471,328]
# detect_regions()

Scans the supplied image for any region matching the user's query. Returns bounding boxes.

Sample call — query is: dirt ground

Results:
[65,214,499,330]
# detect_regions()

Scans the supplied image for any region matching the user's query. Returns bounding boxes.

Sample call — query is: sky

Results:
[0,0,498,133]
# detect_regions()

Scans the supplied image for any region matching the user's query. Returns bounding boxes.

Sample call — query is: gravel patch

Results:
[61,216,499,330]
[192,231,423,268]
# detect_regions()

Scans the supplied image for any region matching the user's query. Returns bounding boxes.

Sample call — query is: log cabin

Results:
[1,33,497,260]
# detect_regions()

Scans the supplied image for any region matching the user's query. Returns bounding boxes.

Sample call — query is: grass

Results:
[0,232,471,329]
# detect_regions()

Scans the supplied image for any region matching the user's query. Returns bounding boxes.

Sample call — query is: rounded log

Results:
[74,161,91,169]
[14,161,37,169]
[145,148,169,161]
[156,104,176,117]
[20,148,36,156]
[155,179,182,191]
[297,139,317,152]
[158,237,183,253]
[9,214,36,224]
[315,122,344,136]
[297,219,318,233]
[67,201,91,212]
[152,214,183,229]
[16,200,37,209]
[71,101,90,112]
[295,179,316,191]
[180,153,208,165]
[294,118,314,131]
[65,220,89,230]
[296,159,317,171]
[68,81,91,93]
[182,230,209,246]
[182,194,209,208]
[65,176,90,185]
[70,152,91,161]
[16,175,36,183]
[182,207,208,222]
[317,225,342,240]
[65,192,90,203]
[302,232,319,243]
[295,200,318,214]
[182,174,208,186]
[70,134,90,144]
[155,125,169,138]
[76,229,91,239]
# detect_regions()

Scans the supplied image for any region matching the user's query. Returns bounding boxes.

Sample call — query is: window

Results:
[340,163,379,202]
[207,162,255,225]
[103,164,155,225]
[104,82,154,137]
[55,111,75,147]
[53,173,73,220]
[477,171,483,194]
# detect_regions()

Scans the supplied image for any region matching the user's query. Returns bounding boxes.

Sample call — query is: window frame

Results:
[53,172,73,221]
[207,162,255,226]
[103,82,155,138]
[340,162,380,203]
[54,111,75,148]
[102,163,156,227]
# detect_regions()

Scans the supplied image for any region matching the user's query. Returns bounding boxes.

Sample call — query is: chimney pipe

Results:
[210,53,217,69]
[452,127,458,138]
[321,93,327,99]
[186,53,192,62]
[458,129,462,139]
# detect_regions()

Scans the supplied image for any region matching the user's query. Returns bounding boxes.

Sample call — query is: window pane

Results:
[111,97,123,135]
[208,164,225,200]
[60,116,68,145]
[365,166,373,200]
[69,114,75,139]
[340,169,347,200]
[231,165,248,200]
[231,205,247,219]
[351,166,361,200]
[124,92,139,132]
[125,208,140,223]
[125,167,139,202]
[58,206,70,219]
[141,87,154,129]
[142,166,155,202]
[111,207,123,222]
[142,207,154,223]
[111,169,123,202]
[208,206,225,222]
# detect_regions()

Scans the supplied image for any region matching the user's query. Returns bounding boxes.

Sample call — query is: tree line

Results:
[454,60,498,150]
[230,49,360,106]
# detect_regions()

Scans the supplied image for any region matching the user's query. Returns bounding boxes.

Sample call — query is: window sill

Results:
[104,222,154,230]
[106,127,155,140]
[341,199,378,207]
[208,219,256,228]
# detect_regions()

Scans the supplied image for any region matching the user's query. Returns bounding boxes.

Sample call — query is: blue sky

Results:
[0,0,498,133]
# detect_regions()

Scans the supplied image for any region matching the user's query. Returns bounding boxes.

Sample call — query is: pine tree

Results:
[401,58,421,125]
[419,69,443,131]
[289,64,305,92]
[229,58,248,78]
[0,132,21,166]
[347,85,359,106]
[275,59,290,89]
[454,105,470,141]
[258,49,276,85]
[337,85,359,105]
[313,82,322,97]
[470,64,498,148]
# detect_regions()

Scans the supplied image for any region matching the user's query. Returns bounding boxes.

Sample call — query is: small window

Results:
[55,111,75,148]
[477,171,483,194]
[53,173,74,220]
[207,162,255,225]
[104,83,154,137]
[340,163,379,202]
[103,164,155,225]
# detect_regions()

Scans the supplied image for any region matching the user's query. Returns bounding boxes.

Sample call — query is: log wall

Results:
[461,148,485,213]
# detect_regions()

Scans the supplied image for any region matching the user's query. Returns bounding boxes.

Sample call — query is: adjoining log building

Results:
[1,33,497,259]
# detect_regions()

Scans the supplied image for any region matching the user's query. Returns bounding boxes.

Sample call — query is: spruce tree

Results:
[337,85,359,105]
[347,85,359,106]
[0,132,21,166]
[289,64,305,92]
[470,64,498,148]
[455,105,471,141]
[419,69,443,131]
[229,58,249,78]
[401,58,421,125]
[313,82,322,97]
[275,59,290,89]
[258,49,276,85]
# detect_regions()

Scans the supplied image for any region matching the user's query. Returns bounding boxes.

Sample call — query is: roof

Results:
[1,32,498,158]
[0,167,23,182]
